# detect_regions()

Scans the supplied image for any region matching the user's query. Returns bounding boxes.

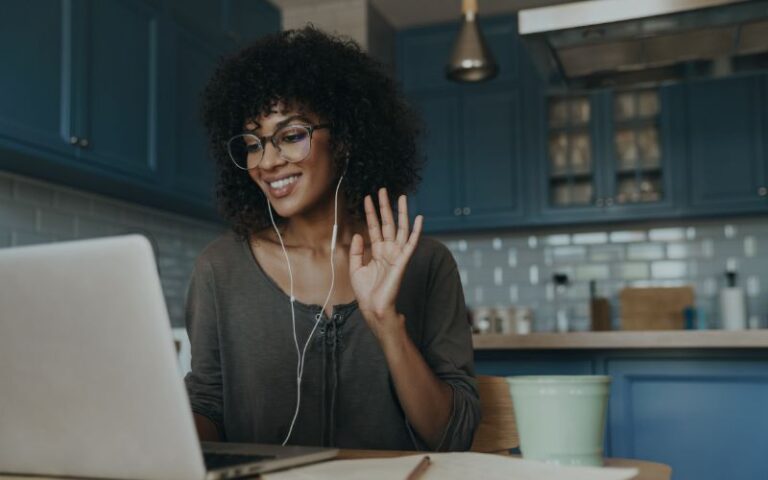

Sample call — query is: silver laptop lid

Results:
[0,235,206,480]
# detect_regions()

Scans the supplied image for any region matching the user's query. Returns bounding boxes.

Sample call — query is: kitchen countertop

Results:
[472,330,768,350]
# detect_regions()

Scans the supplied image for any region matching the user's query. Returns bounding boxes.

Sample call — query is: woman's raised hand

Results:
[349,188,423,339]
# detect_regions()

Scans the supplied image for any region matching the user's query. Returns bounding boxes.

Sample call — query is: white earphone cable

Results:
[272,170,345,446]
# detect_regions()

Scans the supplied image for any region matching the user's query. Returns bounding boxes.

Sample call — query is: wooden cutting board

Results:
[620,286,694,330]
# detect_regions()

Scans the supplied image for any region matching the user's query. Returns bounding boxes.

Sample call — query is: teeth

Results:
[269,175,299,189]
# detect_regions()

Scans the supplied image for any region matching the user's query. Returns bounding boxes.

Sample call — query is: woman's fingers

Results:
[364,195,382,244]
[378,188,396,241]
[395,195,409,245]
[349,233,364,272]
[401,215,423,261]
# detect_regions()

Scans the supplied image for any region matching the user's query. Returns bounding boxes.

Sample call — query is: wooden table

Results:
[337,449,671,480]
[0,449,671,480]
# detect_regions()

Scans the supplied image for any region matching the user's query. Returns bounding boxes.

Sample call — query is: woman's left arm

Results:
[350,188,477,450]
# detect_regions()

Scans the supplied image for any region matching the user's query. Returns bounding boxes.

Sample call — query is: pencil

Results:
[405,455,431,480]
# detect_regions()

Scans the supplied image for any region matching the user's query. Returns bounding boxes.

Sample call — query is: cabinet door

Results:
[75,0,160,181]
[537,93,605,223]
[687,75,768,213]
[167,26,218,203]
[460,86,524,227]
[409,94,462,230]
[0,0,74,156]
[608,358,768,480]
[602,87,680,217]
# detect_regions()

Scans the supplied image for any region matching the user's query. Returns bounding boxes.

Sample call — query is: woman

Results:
[185,26,479,451]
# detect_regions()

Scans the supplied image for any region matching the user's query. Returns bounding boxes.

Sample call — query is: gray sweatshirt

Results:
[184,233,479,451]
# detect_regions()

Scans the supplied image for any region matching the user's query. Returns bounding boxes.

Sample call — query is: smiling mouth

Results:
[268,174,301,189]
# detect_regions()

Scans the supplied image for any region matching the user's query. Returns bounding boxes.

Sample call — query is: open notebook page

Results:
[263,452,639,480]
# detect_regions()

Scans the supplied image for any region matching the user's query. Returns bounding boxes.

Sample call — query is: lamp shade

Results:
[446,0,498,82]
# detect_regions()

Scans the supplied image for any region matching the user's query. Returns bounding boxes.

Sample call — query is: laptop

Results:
[0,235,338,480]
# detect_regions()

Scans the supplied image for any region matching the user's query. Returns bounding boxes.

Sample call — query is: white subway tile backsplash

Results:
[509,285,519,303]
[552,245,587,262]
[610,230,646,243]
[744,236,757,257]
[649,227,686,242]
[492,237,503,250]
[0,202,37,230]
[37,209,76,237]
[529,265,540,285]
[507,248,518,267]
[575,264,609,281]
[493,267,503,286]
[472,250,483,267]
[528,236,538,248]
[589,244,624,262]
[572,232,608,245]
[13,179,54,206]
[1,172,221,327]
[747,276,760,297]
[724,224,737,239]
[685,227,697,240]
[545,234,570,246]
[616,262,649,280]
[651,260,688,279]
[627,243,665,260]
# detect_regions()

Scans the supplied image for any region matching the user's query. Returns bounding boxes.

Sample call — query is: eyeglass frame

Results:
[226,123,331,170]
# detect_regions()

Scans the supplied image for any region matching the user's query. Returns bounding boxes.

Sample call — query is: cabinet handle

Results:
[759,187,768,197]
[595,198,604,207]
[69,136,79,145]
[605,197,614,207]
[454,208,462,216]
[462,207,471,215]
[78,138,89,148]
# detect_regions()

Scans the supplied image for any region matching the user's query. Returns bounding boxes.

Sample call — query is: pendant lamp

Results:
[446,0,498,82]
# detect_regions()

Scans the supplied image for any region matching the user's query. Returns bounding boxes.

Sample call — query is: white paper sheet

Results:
[263,452,639,480]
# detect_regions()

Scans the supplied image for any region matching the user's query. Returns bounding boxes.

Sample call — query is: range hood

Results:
[519,0,768,91]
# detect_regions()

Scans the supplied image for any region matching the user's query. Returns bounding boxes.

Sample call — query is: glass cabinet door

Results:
[611,89,664,205]
[546,95,596,208]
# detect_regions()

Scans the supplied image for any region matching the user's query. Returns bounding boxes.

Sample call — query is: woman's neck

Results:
[275,205,364,256]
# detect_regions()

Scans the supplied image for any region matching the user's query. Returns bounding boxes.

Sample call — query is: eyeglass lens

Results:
[227,125,312,170]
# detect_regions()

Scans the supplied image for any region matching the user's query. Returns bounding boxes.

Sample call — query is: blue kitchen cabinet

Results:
[0,1,76,158]
[71,0,161,182]
[0,0,280,220]
[163,22,219,203]
[475,349,768,480]
[535,86,683,225]
[459,85,525,229]
[408,85,525,232]
[408,93,462,227]
[399,16,526,232]
[607,356,768,480]
[686,74,768,214]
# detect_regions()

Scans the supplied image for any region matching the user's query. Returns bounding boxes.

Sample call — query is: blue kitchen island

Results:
[474,331,768,480]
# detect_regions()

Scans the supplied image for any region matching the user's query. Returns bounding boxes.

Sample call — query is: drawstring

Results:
[320,318,328,446]
[329,315,339,444]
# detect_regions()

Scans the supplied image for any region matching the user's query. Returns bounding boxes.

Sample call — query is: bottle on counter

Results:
[720,270,747,331]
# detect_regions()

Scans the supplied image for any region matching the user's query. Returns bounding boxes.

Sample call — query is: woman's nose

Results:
[257,141,286,170]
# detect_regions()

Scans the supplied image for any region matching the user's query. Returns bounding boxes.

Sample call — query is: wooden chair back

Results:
[470,375,519,453]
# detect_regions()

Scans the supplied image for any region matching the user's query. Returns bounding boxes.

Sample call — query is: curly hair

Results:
[201,26,423,239]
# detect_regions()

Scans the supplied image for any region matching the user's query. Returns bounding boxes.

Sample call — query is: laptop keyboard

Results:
[203,452,276,470]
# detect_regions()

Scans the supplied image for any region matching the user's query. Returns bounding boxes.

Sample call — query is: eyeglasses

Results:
[227,123,330,170]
